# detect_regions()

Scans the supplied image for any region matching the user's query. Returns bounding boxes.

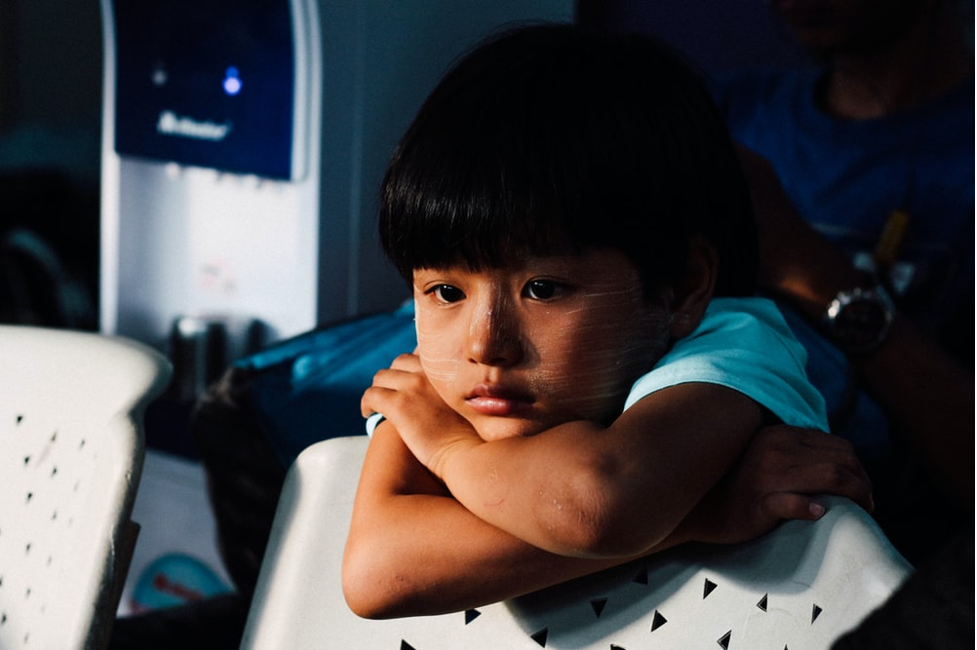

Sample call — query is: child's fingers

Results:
[767,426,864,469]
[754,425,873,511]
[781,461,874,513]
[792,426,856,451]
[759,492,826,522]
[368,364,425,393]
[361,367,420,415]
[797,432,871,478]
[796,451,873,512]
[361,384,394,417]
[360,360,445,420]
[388,352,423,371]
[757,460,874,522]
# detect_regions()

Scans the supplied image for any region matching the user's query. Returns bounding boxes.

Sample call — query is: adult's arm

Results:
[738,146,975,507]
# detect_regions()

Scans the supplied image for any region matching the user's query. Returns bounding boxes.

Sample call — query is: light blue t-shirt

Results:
[624,297,828,431]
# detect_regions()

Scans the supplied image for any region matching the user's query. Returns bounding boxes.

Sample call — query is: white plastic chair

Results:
[241,436,913,650]
[0,325,172,650]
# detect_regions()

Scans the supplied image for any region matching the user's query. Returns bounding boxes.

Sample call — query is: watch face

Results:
[830,289,893,353]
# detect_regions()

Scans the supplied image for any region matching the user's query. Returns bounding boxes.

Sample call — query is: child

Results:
[343,24,870,619]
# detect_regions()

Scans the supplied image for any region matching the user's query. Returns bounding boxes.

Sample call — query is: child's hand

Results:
[361,353,480,473]
[680,425,873,545]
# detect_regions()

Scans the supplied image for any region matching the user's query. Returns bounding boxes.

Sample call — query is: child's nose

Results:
[466,303,523,367]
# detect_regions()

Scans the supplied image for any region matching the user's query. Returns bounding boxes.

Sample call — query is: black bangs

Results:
[379,35,599,277]
[378,112,579,277]
[379,24,758,296]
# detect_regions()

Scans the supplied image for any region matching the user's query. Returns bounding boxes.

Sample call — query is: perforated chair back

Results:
[0,326,171,650]
[241,436,913,650]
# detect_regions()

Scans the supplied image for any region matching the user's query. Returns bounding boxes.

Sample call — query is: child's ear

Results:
[669,238,718,339]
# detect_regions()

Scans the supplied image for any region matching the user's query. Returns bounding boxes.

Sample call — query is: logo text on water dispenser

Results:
[157,111,232,141]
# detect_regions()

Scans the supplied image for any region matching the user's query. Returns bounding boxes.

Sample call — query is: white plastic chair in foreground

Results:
[241,436,912,649]
[0,325,172,650]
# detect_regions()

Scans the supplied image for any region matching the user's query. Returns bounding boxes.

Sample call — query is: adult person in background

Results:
[707,0,973,565]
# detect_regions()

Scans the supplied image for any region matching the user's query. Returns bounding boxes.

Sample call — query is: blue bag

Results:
[237,301,417,466]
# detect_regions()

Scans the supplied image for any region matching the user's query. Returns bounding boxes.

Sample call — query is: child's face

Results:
[412,248,673,441]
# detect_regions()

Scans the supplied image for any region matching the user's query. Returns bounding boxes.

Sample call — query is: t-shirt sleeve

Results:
[624,297,829,431]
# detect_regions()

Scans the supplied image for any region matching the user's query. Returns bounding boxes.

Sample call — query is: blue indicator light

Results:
[223,67,242,96]
[152,65,168,87]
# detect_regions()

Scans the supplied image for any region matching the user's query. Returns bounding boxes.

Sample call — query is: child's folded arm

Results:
[360,354,764,558]
[343,414,873,618]
[430,382,764,558]
[341,421,650,619]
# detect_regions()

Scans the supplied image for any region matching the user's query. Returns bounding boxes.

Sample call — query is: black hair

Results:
[379,23,757,298]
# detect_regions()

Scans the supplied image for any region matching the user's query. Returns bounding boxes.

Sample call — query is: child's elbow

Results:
[341,556,379,619]
[561,508,663,558]
[542,479,659,558]
[341,577,383,620]
[341,548,403,619]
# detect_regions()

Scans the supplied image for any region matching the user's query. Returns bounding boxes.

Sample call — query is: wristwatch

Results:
[823,285,895,355]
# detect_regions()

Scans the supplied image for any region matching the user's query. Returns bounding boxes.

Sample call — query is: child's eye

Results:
[523,279,562,300]
[430,284,466,303]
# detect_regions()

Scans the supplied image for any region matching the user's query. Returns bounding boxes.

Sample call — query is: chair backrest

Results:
[0,325,171,650]
[241,436,913,650]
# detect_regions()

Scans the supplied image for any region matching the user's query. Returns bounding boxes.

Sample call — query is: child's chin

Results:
[475,420,547,442]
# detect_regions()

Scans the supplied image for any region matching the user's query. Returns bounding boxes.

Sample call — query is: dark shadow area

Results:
[0,169,99,329]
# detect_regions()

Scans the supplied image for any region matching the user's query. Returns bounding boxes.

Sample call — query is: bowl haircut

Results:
[379,24,758,300]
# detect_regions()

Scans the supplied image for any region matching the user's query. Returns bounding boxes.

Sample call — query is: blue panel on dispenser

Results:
[113,0,295,179]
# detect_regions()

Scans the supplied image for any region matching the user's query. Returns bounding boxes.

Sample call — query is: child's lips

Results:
[465,384,535,417]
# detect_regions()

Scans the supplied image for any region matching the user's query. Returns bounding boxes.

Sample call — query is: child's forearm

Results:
[432,421,679,559]
[362,356,752,556]
[432,383,762,559]
[342,424,658,618]
[343,413,870,618]
[343,488,646,618]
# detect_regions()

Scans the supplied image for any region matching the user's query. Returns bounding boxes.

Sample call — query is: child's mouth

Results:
[465,384,535,417]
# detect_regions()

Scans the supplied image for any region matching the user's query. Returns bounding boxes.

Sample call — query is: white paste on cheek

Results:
[526,281,673,422]
[414,317,461,384]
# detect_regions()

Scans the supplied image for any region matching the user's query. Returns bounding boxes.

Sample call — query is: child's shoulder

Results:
[626,296,828,430]
[668,296,809,381]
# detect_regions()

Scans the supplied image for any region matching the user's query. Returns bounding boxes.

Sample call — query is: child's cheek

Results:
[530,293,670,420]
[414,309,461,386]
[517,305,607,414]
